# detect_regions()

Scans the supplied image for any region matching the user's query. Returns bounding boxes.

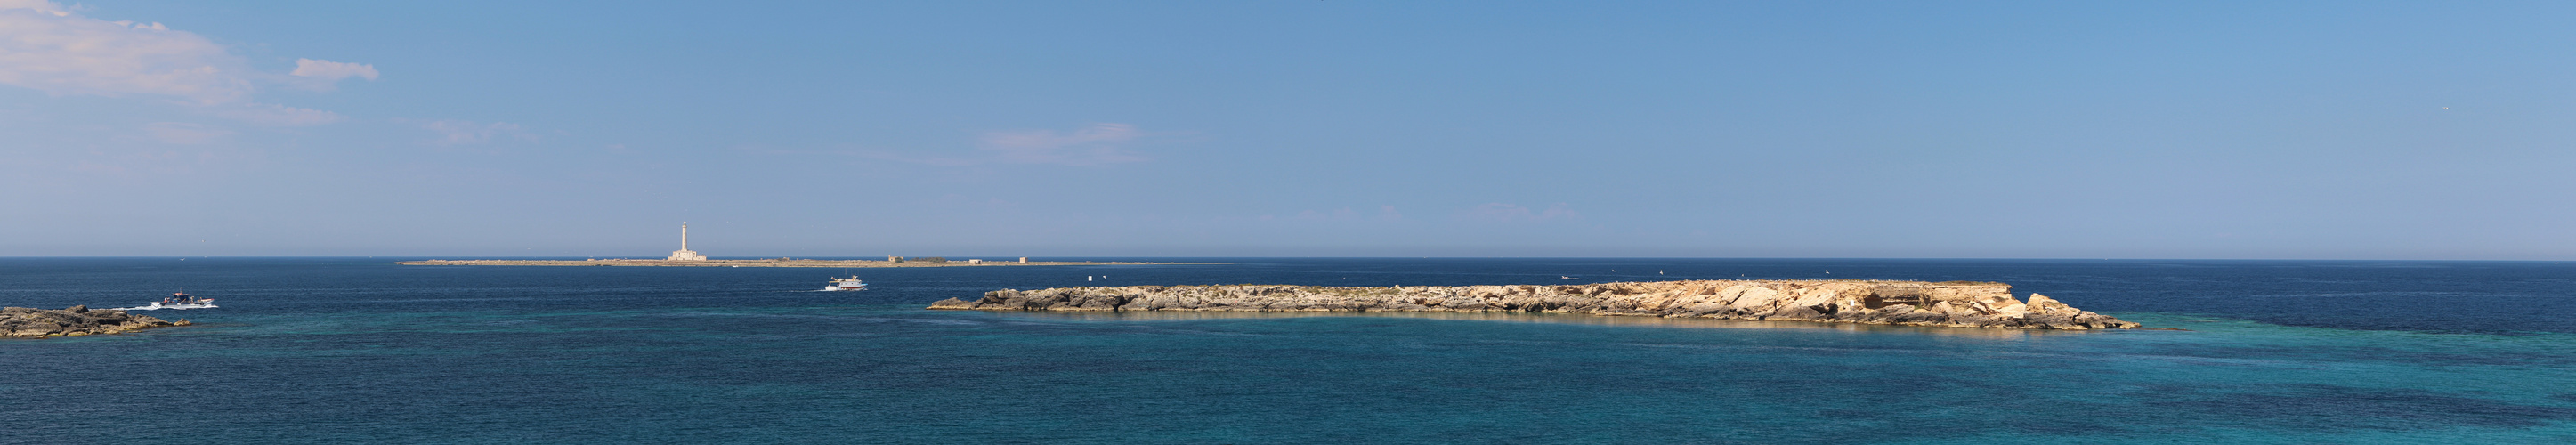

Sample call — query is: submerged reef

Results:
[931,280,2138,330]
[2,306,188,338]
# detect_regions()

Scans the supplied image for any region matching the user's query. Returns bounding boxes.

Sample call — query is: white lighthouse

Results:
[667,222,706,261]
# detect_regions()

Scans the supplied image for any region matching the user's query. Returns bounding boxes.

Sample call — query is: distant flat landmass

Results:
[397,258,1218,268]
[932,279,2140,330]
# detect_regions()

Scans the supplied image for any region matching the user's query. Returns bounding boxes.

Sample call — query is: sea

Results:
[3,257,2572,444]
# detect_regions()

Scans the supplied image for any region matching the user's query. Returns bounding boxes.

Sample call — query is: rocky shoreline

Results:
[3,306,190,338]
[930,279,2139,330]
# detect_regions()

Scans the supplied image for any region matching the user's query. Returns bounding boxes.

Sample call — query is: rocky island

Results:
[930,279,2139,330]
[3,306,190,338]
[398,258,1216,268]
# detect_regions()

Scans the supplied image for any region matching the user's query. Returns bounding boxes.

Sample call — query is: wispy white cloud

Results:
[0,1,369,123]
[1286,206,1407,222]
[850,123,1160,166]
[0,2,247,104]
[290,58,377,81]
[215,103,344,126]
[144,122,231,144]
[853,150,979,166]
[1297,207,1363,221]
[1466,203,1580,222]
[419,120,532,145]
[977,123,1149,166]
[288,58,378,90]
[0,0,67,14]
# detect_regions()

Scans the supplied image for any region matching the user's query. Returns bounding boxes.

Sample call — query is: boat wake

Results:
[116,291,216,311]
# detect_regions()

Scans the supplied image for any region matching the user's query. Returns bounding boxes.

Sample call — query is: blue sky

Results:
[4,1,2572,259]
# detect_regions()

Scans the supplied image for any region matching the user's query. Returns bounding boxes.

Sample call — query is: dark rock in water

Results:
[927,280,2142,330]
[1,306,181,338]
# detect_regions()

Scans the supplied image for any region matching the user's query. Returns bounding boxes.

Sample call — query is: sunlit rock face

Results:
[2,306,185,338]
[930,280,2140,330]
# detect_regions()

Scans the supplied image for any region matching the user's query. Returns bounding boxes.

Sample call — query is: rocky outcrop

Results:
[928,280,2139,330]
[1,306,188,338]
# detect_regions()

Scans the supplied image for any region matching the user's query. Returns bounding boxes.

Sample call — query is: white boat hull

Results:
[115,302,216,311]
[822,277,868,291]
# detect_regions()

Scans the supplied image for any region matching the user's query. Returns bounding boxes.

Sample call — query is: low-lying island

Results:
[398,258,1216,268]
[931,279,2138,330]
[3,306,190,338]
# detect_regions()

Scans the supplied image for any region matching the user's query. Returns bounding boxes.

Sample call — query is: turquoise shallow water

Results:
[4,258,2573,443]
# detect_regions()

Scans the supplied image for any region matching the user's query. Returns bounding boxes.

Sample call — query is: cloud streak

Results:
[419,120,532,145]
[144,122,231,145]
[854,123,1160,166]
[978,123,1149,166]
[289,58,379,90]
[0,2,249,104]
[0,1,372,125]
[217,103,344,126]
[1466,203,1581,222]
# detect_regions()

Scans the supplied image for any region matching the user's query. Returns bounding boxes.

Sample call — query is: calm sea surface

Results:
[4,257,2572,444]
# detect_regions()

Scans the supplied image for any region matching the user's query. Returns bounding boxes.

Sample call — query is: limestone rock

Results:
[1,306,180,338]
[927,279,2139,330]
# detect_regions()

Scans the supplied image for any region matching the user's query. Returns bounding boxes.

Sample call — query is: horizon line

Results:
[1,255,2567,263]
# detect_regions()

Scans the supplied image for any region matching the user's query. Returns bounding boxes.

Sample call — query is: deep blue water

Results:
[4,257,2573,443]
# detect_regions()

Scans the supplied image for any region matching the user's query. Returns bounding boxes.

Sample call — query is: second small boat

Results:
[822,276,868,291]
[117,291,217,310]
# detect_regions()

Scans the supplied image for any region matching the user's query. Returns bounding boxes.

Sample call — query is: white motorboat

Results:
[117,291,216,310]
[822,276,868,291]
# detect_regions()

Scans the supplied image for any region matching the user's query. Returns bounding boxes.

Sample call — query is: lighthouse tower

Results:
[667,222,706,261]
